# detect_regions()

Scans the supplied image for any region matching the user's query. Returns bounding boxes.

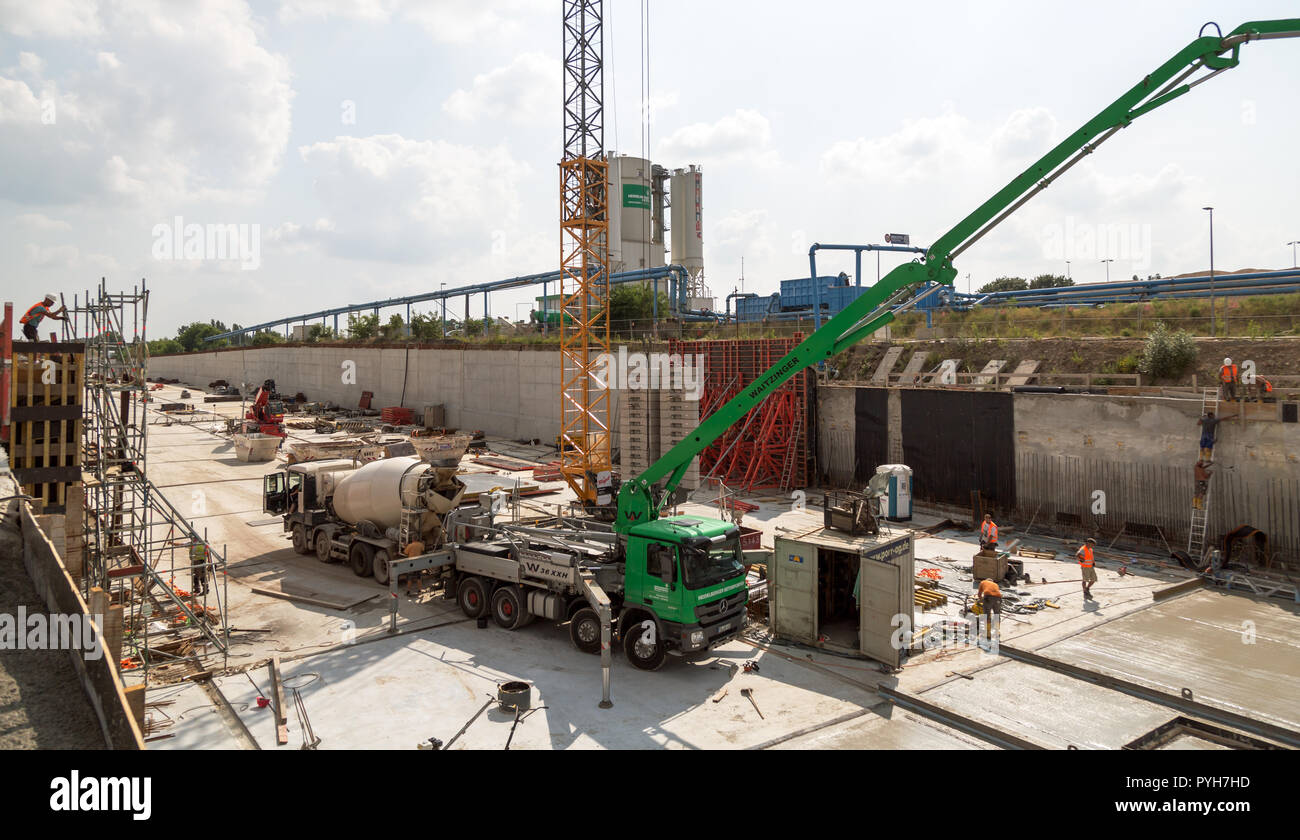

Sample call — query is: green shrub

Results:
[1116,354,1139,374]
[1137,322,1197,379]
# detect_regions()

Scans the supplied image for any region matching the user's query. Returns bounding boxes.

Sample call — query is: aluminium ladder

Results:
[1188,387,1220,560]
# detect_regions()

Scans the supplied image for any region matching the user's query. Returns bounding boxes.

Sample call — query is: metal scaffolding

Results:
[64,278,229,683]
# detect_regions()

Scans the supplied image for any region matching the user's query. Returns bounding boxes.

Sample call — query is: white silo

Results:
[609,154,663,272]
[670,166,709,308]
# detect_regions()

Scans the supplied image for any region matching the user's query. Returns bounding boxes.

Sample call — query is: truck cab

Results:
[620,515,749,669]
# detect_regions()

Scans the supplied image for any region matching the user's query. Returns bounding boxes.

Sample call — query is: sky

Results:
[1,0,1298,339]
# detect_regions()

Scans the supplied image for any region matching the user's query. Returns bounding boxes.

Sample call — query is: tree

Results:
[176,320,229,351]
[409,311,445,340]
[251,330,284,347]
[306,325,337,342]
[610,283,671,324]
[379,314,406,342]
[1029,273,1073,289]
[148,338,184,355]
[1138,322,1197,379]
[347,313,379,340]
[977,276,1029,294]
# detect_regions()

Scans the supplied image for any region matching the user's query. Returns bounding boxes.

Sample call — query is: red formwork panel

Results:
[671,337,812,492]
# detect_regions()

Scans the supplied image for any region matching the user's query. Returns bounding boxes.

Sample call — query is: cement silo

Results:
[608,154,664,273]
[670,166,710,310]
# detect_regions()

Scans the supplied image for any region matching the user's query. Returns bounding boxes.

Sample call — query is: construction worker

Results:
[1219,357,1239,402]
[1193,460,1213,509]
[18,293,67,341]
[1076,537,1098,600]
[1198,409,1220,461]
[189,543,209,597]
[1256,376,1273,403]
[976,578,1002,638]
[979,514,999,550]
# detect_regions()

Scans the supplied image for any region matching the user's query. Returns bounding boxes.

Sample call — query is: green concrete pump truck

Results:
[266,19,1299,674]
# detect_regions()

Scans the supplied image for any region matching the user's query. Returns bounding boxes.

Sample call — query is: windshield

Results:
[681,538,744,590]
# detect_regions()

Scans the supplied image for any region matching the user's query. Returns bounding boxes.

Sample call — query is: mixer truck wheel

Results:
[491,585,528,630]
[315,531,333,563]
[457,577,488,619]
[622,613,666,671]
[291,524,310,555]
[569,608,602,654]
[349,542,374,577]
[372,549,391,586]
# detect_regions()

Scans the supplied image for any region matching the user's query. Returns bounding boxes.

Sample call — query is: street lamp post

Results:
[1066,260,1071,281]
[1203,207,1215,338]
[440,282,447,338]
[1101,258,1113,283]
[1288,240,1298,268]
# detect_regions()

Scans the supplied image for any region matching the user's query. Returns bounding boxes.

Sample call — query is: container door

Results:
[771,538,817,644]
[858,552,901,667]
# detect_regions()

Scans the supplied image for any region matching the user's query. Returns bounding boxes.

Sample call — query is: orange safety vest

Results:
[1078,545,1094,568]
[981,521,998,542]
[19,302,48,324]
[1262,378,1272,393]
[1219,364,1238,383]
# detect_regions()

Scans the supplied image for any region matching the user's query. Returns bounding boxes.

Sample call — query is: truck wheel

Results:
[623,614,666,671]
[291,524,310,555]
[349,542,374,577]
[491,585,530,630]
[569,607,602,654]
[372,549,391,586]
[457,577,488,619]
[315,531,332,563]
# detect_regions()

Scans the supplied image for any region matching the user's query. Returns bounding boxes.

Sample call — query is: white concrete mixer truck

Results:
[262,456,470,585]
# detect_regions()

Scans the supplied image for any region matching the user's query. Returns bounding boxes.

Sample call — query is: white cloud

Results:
[0,0,293,207]
[0,0,104,39]
[656,108,778,167]
[278,0,545,44]
[15,213,73,231]
[442,52,558,126]
[294,134,530,263]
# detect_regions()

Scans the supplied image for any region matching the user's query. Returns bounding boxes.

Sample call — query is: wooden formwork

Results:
[5,339,84,512]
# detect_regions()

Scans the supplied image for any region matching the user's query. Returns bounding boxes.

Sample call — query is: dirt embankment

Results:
[831,337,1300,385]
[0,475,104,750]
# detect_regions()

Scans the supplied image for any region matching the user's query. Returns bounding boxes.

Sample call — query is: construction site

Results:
[2,6,1299,770]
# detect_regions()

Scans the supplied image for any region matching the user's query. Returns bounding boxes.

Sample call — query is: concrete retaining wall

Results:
[148,345,612,443]
[818,386,1300,562]
[19,504,145,750]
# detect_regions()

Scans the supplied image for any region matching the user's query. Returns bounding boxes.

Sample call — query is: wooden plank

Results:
[1005,359,1040,387]
[268,656,289,745]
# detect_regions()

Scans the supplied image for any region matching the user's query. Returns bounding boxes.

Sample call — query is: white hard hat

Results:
[44,292,56,302]
[1223,357,1232,365]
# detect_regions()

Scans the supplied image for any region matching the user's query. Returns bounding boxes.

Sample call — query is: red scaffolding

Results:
[671,337,812,492]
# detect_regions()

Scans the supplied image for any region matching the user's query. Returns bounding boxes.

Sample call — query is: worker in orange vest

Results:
[18,293,67,341]
[976,578,1003,639]
[1256,376,1273,403]
[1075,537,1098,600]
[1219,357,1239,403]
[979,514,999,550]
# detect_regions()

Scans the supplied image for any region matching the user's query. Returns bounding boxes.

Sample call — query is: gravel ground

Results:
[0,473,105,750]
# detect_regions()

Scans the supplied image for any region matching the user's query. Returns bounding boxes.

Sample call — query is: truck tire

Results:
[457,577,488,619]
[349,542,374,577]
[569,607,602,654]
[372,549,392,586]
[622,613,666,671]
[315,530,332,563]
[291,524,310,555]
[491,585,531,630]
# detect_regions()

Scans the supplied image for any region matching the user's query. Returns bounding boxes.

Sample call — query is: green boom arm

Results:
[614,19,1300,533]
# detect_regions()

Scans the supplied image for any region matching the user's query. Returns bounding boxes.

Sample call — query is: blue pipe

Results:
[205,264,693,342]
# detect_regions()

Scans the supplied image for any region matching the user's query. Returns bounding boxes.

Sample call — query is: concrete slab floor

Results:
[135,383,1295,750]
